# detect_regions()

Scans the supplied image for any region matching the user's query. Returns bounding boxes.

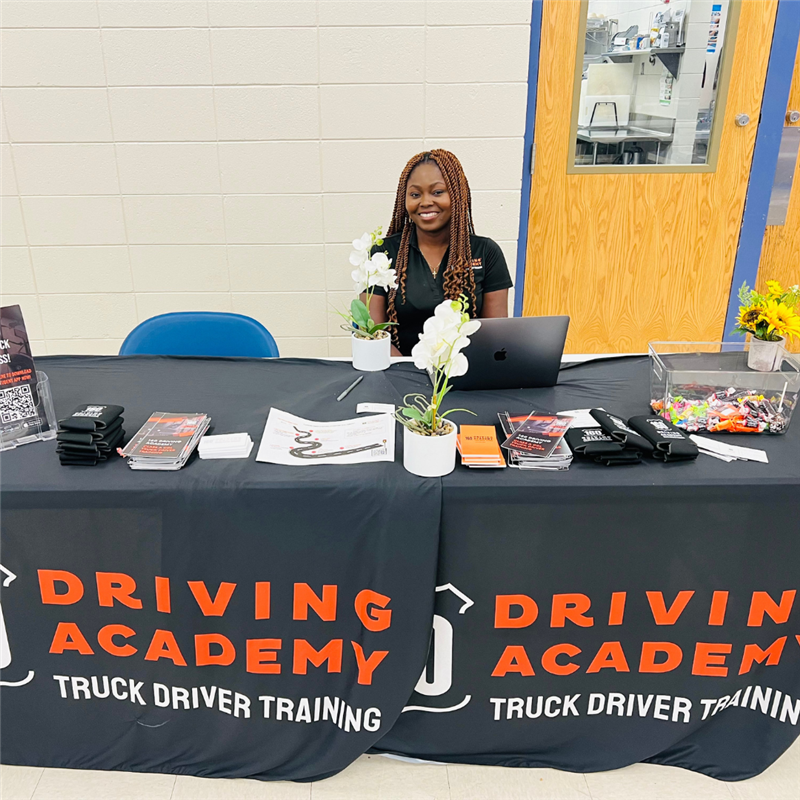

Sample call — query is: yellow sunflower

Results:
[765,280,783,298]
[737,304,762,331]
[758,299,800,342]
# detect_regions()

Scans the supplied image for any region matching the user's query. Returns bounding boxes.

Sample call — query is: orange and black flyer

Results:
[500,410,571,459]
[121,413,209,459]
[0,304,48,439]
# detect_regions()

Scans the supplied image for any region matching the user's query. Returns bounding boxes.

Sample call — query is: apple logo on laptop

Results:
[494,348,507,362]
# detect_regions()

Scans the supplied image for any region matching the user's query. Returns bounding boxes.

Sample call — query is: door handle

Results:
[787,110,800,124]
[735,114,750,127]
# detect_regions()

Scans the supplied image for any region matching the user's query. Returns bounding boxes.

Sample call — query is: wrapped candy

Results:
[652,386,790,434]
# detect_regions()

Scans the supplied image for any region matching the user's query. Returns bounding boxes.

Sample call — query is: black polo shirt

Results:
[372,229,513,356]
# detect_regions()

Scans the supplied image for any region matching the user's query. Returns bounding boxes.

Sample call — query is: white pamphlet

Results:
[356,402,395,415]
[256,408,395,466]
[688,435,769,464]
[558,408,603,428]
[199,432,253,459]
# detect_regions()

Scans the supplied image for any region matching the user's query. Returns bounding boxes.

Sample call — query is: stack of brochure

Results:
[120,412,210,470]
[198,432,253,460]
[498,411,573,470]
[457,425,506,468]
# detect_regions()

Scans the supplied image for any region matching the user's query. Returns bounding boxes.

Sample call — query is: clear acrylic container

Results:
[0,371,58,451]
[649,342,800,434]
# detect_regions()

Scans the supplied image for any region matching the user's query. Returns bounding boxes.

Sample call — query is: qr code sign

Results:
[0,384,35,424]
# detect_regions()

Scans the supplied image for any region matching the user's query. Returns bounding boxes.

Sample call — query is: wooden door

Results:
[522,0,778,353]
[756,33,800,351]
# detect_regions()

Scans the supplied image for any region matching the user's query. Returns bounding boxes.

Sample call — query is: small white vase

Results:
[351,331,391,372]
[403,422,457,478]
[747,336,785,372]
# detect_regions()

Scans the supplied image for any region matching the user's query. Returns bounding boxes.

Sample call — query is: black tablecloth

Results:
[1,355,798,781]
[377,357,800,780]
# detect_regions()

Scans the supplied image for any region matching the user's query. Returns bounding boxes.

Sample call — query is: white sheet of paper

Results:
[558,408,603,428]
[200,432,250,448]
[689,435,769,464]
[199,432,253,459]
[199,440,254,459]
[256,408,395,466]
[356,402,395,415]
[699,450,736,463]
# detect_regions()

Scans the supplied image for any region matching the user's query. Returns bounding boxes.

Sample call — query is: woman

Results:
[369,149,513,356]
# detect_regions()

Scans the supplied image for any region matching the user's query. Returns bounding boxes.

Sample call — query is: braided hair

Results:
[386,150,477,350]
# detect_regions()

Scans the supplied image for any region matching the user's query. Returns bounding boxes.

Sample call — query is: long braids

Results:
[386,150,477,350]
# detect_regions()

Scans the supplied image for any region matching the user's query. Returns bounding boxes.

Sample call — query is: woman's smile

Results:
[406,161,453,234]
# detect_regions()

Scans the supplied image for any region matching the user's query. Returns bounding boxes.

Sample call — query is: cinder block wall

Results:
[0,0,531,357]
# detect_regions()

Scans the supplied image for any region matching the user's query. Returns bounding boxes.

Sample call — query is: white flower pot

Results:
[403,422,457,478]
[747,336,785,372]
[351,332,390,372]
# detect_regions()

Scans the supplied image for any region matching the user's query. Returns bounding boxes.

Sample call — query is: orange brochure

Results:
[458,425,506,466]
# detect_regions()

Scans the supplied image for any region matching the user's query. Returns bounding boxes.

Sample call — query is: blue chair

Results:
[119,312,280,358]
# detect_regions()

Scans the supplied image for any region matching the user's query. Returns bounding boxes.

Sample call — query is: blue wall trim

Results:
[723,0,800,339]
[513,0,544,317]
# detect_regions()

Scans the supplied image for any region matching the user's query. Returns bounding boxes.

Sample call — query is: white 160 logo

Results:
[402,584,472,714]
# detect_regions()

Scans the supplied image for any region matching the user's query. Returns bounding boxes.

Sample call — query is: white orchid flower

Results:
[413,298,481,376]
[350,253,397,294]
[349,232,372,267]
[448,351,469,377]
[401,296,480,434]
[369,251,390,269]
[434,300,461,320]
[349,249,368,267]
[411,339,437,372]
[352,232,372,254]
[364,253,397,291]
[351,264,369,294]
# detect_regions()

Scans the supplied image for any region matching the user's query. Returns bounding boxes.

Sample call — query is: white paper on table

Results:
[256,408,395,466]
[689,434,769,464]
[356,402,395,415]
[199,432,253,459]
[557,408,603,428]
[200,432,250,448]
[699,450,736,463]
[199,441,254,459]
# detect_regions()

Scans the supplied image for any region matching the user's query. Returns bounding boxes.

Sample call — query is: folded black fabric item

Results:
[57,438,124,460]
[594,449,643,466]
[590,409,655,454]
[97,428,125,451]
[57,424,125,466]
[627,415,699,461]
[565,427,627,457]
[57,442,101,455]
[59,404,124,432]
[57,416,124,445]
[57,444,110,458]
[56,447,110,461]
[58,455,102,466]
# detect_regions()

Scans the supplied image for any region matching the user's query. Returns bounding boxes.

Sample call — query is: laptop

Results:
[448,316,570,391]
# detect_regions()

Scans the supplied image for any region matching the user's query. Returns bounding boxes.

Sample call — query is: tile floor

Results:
[2,737,798,800]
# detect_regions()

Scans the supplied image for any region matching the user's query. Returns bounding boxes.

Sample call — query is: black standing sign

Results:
[0,304,49,443]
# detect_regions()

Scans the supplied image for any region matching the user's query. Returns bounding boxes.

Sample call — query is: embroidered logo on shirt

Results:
[471,258,483,270]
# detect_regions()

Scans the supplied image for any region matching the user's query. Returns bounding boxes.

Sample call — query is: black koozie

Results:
[59,404,124,432]
[565,427,626,457]
[627,415,699,461]
[594,449,643,466]
[57,417,124,445]
[590,409,655,453]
